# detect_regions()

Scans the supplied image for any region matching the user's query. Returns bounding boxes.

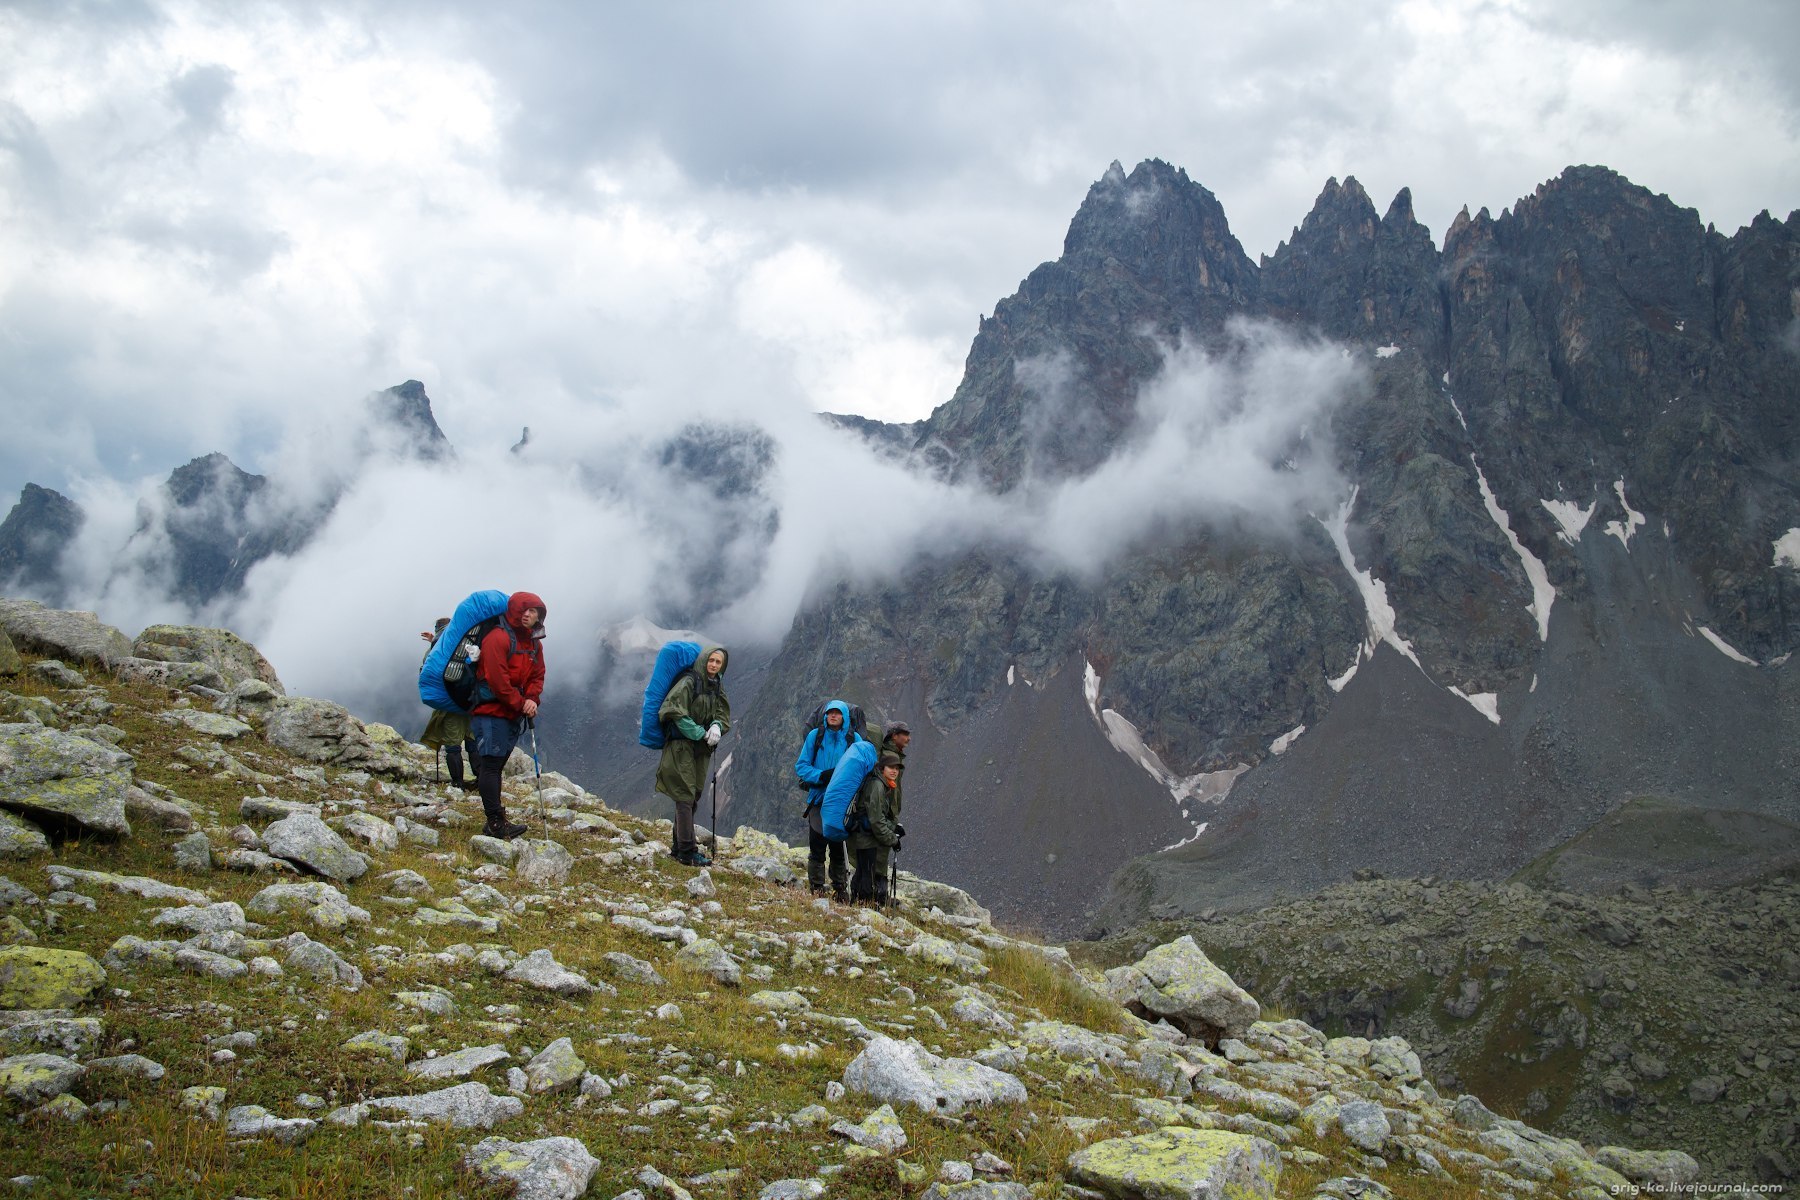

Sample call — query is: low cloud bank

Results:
[24,322,1364,711]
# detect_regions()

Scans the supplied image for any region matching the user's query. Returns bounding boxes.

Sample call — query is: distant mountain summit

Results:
[366,379,454,461]
[722,160,1800,935]
[0,380,461,607]
[0,483,83,606]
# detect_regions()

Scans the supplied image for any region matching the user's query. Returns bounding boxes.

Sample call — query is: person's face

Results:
[518,608,540,629]
[892,731,911,750]
[826,710,843,729]
[705,650,725,677]
[881,765,901,784]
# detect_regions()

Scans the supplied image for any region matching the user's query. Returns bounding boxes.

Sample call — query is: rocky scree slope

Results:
[724,160,1800,932]
[1087,867,1800,1188]
[0,596,1700,1198]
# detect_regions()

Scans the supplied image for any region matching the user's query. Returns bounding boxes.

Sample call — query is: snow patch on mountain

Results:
[1320,489,1421,671]
[1541,498,1597,545]
[1697,626,1759,667]
[1446,392,1468,432]
[1604,480,1646,549]
[606,615,704,655]
[1327,646,1364,692]
[1472,456,1554,642]
[1375,344,1401,358]
[1085,660,1245,812]
[1270,725,1306,755]
[1449,687,1502,724]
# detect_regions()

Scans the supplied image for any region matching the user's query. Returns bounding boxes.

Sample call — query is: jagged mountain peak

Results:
[1382,185,1418,228]
[366,379,452,460]
[0,483,83,604]
[1062,157,1257,301]
[164,452,265,509]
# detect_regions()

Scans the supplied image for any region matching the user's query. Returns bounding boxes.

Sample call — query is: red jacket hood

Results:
[507,592,545,630]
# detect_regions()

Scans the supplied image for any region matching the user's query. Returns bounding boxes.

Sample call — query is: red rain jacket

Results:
[471,591,546,719]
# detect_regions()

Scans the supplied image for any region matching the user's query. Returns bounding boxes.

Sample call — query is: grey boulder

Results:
[260,813,368,881]
[0,725,134,837]
[841,1036,1027,1114]
[463,1135,600,1200]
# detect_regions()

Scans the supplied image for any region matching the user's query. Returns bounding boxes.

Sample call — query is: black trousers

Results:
[475,754,510,827]
[444,738,478,784]
[808,826,847,892]
[851,847,889,904]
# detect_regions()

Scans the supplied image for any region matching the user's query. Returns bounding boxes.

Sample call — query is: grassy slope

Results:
[0,653,1614,1198]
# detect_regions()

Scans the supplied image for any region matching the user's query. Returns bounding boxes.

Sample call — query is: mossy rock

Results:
[0,724,134,836]
[132,624,285,694]
[1066,1125,1282,1199]
[0,946,107,1008]
[0,630,20,677]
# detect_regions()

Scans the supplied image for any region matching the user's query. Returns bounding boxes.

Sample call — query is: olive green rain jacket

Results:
[866,725,906,812]
[846,770,901,854]
[654,646,731,804]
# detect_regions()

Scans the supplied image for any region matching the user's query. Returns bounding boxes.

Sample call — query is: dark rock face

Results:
[725,161,1800,937]
[147,453,270,608]
[367,379,453,461]
[0,485,83,605]
[913,160,1260,490]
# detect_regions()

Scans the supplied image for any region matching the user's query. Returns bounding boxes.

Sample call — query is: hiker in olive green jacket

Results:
[656,645,730,866]
[868,720,910,809]
[848,751,903,904]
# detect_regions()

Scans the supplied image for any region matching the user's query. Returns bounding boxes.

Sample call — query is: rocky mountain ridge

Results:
[0,595,1712,1196]
[720,160,1800,934]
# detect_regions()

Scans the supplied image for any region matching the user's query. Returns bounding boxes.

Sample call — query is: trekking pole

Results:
[707,766,719,864]
[525,717,549,839]
[890,844,900,909]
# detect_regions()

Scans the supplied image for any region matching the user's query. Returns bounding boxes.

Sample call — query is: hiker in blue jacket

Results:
[795,700,858,902]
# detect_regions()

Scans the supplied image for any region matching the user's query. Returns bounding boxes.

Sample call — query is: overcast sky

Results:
[3,0,1798,510]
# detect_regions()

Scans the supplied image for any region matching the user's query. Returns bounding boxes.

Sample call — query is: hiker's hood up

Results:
[507,592,546,631]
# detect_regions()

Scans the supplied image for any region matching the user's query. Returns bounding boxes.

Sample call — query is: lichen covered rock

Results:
[0,946,106,1008]
[1104,935,1260,1044]
[1065,1126,1281,1200]
[0,724,135,837]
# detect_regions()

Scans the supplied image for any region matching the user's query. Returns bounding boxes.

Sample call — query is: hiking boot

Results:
[831,888,850,904]
[688,849,712,867]
[484,820,528,841]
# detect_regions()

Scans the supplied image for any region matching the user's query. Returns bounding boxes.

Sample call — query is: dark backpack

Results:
[443,617,508,711]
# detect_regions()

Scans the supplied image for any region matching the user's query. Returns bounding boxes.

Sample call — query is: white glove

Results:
[705,723,723,747]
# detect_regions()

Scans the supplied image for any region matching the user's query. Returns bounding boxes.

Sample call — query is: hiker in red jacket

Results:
[468,591,546,840]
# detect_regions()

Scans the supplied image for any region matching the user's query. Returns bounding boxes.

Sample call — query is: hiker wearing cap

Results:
[870,720,910,811]
[468,592,546,841]
[419,617,479,791]
[848,750,904,904]
[656,645,730,867]
[795,700,858,902]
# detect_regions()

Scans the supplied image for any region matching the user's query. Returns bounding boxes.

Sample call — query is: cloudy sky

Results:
[2,0,1798,697]
[5,0,1798,504]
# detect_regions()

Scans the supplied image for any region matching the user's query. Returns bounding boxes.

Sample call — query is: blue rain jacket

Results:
[794,700,862,808]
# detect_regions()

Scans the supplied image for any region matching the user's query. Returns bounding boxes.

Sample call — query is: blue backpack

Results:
[819,738,879,842]
[638,640,703,748]
[419,590,511,713]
